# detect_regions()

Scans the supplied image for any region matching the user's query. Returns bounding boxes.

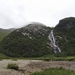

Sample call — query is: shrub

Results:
[7,63,19,70]
[44,59,50,61]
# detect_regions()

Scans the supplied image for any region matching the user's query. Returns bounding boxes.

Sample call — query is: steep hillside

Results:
[0,22,51,57]
[0,28,15,42]
[54,17,75,56]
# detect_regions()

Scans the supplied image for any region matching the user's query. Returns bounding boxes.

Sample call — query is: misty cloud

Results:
[0,0,75,28]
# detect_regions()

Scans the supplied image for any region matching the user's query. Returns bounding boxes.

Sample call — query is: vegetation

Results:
[0,32,9,42]
[0,53,9,59]
[0,52,75,61]
[54,17,75,56]
[0,23,52,57]
[0,17,75,58]
[31,54,75,61]
[7,63,19,70]
[0,28,15,42]
[30,68,75,75]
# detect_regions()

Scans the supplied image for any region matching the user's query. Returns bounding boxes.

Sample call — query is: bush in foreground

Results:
[7,63,19,70]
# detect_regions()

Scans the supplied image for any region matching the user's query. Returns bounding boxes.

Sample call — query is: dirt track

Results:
[0,60,75,75]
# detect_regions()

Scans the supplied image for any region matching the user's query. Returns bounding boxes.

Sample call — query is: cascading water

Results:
[48,30,61,54]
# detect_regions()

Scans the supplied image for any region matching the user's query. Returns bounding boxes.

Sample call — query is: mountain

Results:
[1,17,75,57]
[54,17,75,56]
[0,28,15,42]
[0,22,51,57]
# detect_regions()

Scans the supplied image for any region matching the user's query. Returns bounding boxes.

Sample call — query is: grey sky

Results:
[0,0,75,29]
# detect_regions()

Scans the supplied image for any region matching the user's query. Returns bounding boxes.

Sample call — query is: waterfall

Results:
[48,30,61,54]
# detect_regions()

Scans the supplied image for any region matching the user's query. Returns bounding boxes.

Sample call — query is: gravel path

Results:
[0,60,75,75]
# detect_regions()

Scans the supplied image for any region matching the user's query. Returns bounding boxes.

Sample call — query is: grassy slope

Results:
[0,31,10,59]
[0,28,15,58]
[0,31,10,42]
[30,68,75,75]
[0,53,9,59]
[0,28,15,42]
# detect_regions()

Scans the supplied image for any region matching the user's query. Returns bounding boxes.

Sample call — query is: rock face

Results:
[0,22,51,57]
[54,17,75,56]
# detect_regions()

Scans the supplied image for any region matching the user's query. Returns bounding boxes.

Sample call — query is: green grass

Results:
[31,54,75,61]
[0,53,75,61]
[30,68,75,75]
[0,53,9,59]
[0,31,9,42]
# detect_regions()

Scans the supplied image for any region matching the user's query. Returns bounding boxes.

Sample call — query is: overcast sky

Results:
[0,0,75,29]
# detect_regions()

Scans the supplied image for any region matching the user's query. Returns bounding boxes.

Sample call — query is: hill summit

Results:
[0,22,51,57]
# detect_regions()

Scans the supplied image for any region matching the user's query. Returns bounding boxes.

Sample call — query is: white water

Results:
[48,30,61,54]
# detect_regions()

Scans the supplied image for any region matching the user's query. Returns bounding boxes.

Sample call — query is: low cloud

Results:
[0,0,75,28]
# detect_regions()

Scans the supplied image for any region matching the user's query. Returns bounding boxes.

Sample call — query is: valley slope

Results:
[0,28,15,42]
